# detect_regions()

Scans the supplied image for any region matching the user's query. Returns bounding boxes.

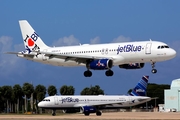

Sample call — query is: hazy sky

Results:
[0,0,180,95]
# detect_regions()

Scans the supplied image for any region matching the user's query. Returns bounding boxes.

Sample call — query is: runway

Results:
[0,112,180,120]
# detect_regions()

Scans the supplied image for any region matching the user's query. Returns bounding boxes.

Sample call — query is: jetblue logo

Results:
[135,89,145,93]
[117,44,142,54]
[62,97,79,103]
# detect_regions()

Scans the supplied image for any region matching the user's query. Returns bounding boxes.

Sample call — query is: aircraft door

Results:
[128,96,131,104]
[42,49,48,61]
[145,43,152,54]
[85,98,89,103]
[128,96,134,105]
[101,48,108,55]
[54,97,59,105]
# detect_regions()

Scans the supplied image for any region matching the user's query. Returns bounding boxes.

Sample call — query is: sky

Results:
[0,0,180,95]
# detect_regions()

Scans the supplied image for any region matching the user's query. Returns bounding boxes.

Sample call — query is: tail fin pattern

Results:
[19,20,49,54]
[130,76,149,96]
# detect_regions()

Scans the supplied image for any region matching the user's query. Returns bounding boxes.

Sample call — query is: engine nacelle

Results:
[63,109,80,113]
[82,106,96,113]
[86,59,113,70]
[119,63,145,69]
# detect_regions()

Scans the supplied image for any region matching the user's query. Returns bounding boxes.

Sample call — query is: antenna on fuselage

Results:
[149,39,152,41]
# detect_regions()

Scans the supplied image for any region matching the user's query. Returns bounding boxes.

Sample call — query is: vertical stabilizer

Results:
[130,76,149,96]
[19,20,49,54]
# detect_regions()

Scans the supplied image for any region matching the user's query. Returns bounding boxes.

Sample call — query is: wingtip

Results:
[19,20,28,23]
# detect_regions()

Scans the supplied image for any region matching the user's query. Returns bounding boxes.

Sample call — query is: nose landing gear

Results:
[151,62,157,74]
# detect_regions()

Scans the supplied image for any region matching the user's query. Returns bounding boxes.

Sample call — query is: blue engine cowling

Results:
[119,63,145,69]
[82,106,96,113]
[87,59,113,70]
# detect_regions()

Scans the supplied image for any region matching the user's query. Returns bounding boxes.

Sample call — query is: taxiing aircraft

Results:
[38,76,151,116]
[7,20,176,77]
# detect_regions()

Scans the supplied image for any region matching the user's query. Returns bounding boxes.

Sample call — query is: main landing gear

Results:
[96,111,102,116]
[105,70,114,76]
[84,111,102,116]
[84,70,114,77]
[84,70,92,77]
[52,109,56,116]
[151,62,157,74]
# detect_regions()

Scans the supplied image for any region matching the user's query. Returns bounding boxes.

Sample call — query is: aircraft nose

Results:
[170,49,176,58]
[38,102,43,107]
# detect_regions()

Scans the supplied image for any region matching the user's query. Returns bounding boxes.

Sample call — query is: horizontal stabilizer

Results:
[5,52,35,56]
[5,52,20,54]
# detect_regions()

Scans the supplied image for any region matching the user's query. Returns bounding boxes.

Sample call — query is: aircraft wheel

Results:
[84,70,92,77]
[151,69,157,74]
[105,70,113,76]
[109,70,114,76]
[96,111,102,116]
[84,112,90,116]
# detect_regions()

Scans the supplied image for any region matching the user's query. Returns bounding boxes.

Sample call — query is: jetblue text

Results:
[117,44,142,54]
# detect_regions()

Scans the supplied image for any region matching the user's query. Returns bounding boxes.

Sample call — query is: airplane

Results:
[38,75,151,116]
[7,20,176,77]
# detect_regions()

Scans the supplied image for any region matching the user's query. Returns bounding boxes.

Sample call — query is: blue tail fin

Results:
[130,76,149,96]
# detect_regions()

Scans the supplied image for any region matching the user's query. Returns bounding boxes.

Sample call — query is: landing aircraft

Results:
[38,76,151,116]
[7,20,176,77]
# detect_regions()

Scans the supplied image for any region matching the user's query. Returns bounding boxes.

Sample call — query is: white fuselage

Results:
[38,95,151,109]
[19,41,176,67]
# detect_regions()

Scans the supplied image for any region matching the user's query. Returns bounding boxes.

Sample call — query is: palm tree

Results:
[80,87,90,95]
[47,85,57,96]
[34,84,46,113]
[60,85,75,95]
[1,86,13,113]
[81,85,104,95]
[22,83,34,113]
[13,84,23,113]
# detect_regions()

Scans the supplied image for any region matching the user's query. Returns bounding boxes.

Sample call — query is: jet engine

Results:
[62,109,80,113]
[86,59,113,70]
[119,63,145,69]
[82,106,96,113]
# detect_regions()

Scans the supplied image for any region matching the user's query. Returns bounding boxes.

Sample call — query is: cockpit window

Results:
[42,99,50,101]
[157,45,169,49]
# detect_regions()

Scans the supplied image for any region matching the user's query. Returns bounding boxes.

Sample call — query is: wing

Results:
[73,101,125,107]
[35,51,114,63]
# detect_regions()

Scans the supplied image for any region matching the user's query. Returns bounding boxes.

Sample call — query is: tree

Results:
[80,87,90,95]
[127,89,132,95]
[147,83,170,107]
[34,84,46,113]
[0,87,5,111]
[22,83,34,98]
[91,85,104,95]
[22,83,34,113]
[34,84,46,101]
[81,85,104,95]
[13,84,23,113]
[60,85,75,95]
[1,86,13,113]
[47,85,57,96]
